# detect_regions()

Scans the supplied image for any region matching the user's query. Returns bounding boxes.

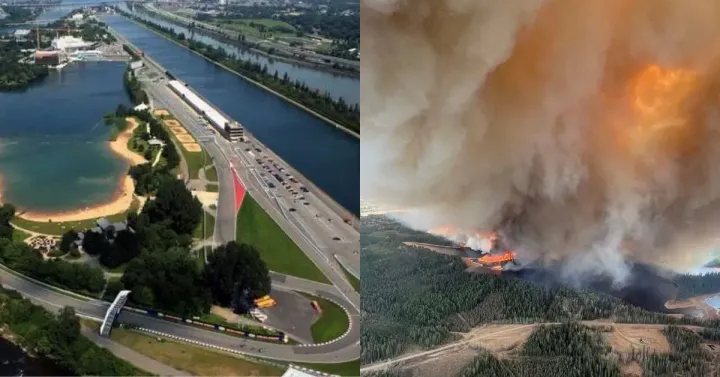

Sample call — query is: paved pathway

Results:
[81,326,188,376]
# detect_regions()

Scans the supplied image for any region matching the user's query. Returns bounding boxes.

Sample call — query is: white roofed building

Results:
[52,36,93,53]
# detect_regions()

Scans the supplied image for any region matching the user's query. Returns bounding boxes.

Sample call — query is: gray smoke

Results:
[361,0,720,284]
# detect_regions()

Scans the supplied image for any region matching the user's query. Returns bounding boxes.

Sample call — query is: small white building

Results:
[13,29,31,41]
[71,13,84,21]
[134,103,149,112]
[129,60,144,70]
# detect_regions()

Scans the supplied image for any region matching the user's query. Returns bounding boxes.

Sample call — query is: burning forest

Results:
[361,0,720,288]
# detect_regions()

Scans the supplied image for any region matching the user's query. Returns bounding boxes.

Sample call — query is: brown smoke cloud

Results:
[360,0,720,282]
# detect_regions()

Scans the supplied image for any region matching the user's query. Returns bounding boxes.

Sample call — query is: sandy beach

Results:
[11,118,147,223]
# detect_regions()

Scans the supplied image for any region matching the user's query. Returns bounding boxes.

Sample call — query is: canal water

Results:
[103,15,360,215]
[0,336,71,376]
[118,4,359,105]
[0,62,129,213]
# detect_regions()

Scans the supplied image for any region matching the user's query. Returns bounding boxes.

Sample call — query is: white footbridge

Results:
[100,290,131,337]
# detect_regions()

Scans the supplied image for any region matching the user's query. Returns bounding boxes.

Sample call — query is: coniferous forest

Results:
[360,215,720,376]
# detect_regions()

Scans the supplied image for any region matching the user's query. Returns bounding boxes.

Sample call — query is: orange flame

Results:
[619,64,699,155]
[477,251,516,264]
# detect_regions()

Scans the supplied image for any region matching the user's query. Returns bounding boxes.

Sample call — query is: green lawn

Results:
[205,166,218,182]
[297,292,350,344]
[213,18,297,39]
[11,229,31,243]
[205,183,219,192]
[296,360,360,377]
[105,263,128,274]
[236,196,329,284]
[110,328,284,377]
[196,247,207,271]
[12,198,140,236]
[338,263,360,292]
[193,211,215,239]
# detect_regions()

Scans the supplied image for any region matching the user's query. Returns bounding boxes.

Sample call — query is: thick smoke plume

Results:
[361,0,720,284]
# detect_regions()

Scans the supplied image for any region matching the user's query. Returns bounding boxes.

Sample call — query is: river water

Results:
[0,336,71,376]
[0,62,128,212]
[2,0,359,215]
[103,15,360,215]
[118,4,359,105]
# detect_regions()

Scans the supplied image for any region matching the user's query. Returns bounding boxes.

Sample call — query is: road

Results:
[56,25,358,364]
[0,266,360,363]
[132,55,361,296]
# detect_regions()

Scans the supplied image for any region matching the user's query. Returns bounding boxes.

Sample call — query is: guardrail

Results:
[123,305,289,343]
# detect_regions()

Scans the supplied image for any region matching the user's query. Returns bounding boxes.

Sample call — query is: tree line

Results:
[118,106,181,195]
[123,68,149,105]
[359,215,720,366]
[0,42,48,91]
[0,204,105,296]
[128,17,360,134]
[0,289,143,375]
[674,272,720,299]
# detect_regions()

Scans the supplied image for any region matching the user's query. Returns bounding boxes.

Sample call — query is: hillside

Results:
[360,215,720,376]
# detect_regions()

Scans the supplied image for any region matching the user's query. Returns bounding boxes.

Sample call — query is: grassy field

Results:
[297,292,350,343]
[212,18,297,39]
[11,228,31,243]
[12,198,140,235]
[338,263,360,292]
[205,183,219,192]
[193,211,215,240]
[236,195,329,284]
[110,328,285,376]
[296,359,360,377]
[205,166,218,182]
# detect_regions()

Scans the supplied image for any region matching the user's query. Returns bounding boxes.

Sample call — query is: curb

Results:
[133,327,339,376]
[296,294,354,348]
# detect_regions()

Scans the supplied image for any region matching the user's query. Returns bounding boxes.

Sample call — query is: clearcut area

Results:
[236,195,329,284]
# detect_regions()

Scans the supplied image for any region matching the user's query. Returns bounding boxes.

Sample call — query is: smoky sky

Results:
[361,0,720,282]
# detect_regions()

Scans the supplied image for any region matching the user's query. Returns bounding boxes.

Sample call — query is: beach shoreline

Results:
[3,118,147,223]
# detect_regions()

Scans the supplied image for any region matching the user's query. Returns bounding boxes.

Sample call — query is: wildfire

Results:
[621,64,700,155]
[428,225,504,253]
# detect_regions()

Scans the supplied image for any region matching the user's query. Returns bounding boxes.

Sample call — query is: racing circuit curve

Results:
[0,21,360,366]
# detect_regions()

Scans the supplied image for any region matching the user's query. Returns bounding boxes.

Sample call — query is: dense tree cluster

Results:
[359,215,706,365]
[0,6,39,25]
[459,323,621,377]
[121,247,211,315]
[123,68,148,105]
[637,326,714,377]
[115,106,181,195]
[674,272,720,299]
[0,237,105,295]
[143,178,203,235]
[0,204,15,240]
[127,17,360,133]
[205,242,271,308]
[0,42,49,91]
[0,288,142,375]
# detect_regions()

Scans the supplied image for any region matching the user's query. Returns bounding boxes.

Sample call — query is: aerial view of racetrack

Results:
[0,1,359,376]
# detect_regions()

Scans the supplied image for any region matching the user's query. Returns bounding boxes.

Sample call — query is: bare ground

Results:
[367,321,708,377]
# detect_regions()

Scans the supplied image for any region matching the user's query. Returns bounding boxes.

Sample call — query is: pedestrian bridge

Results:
[100,290,131,337]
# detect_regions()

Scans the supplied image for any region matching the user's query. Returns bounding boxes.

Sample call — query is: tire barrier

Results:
[137,308,289,343]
